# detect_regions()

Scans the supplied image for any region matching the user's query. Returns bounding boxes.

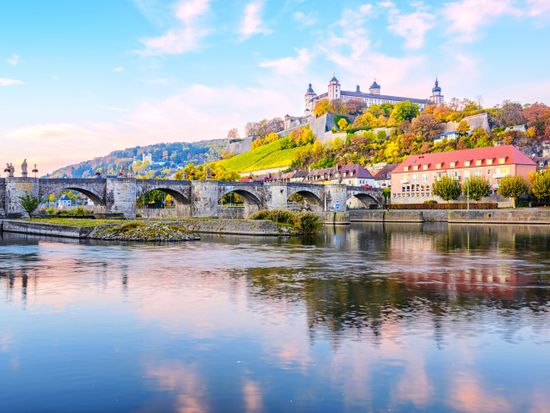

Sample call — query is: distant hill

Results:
[48,139,226,179]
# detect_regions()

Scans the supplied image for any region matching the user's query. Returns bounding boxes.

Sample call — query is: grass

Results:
[218,139,300,173]
[23,218,121,227]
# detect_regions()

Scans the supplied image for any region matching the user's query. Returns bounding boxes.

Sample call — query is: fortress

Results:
[304,75,444,115]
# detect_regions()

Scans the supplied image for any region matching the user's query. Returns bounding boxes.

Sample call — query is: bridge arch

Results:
[346,192,382,209]
[136,182,192,218]
[38,180,106,207]
[287,189,324,211]
[219,187,264,218]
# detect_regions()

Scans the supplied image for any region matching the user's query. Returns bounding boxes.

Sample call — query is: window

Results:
[422,174,428,182]
[404,166,409,172]
[475,169,482,177]
[413,165,418,171]
[464,171,470,179]
[423,164,428,170]
[486,158,493,165]
[498,157,506,164]
[450,162,456,168]
[436,163,442,169]
[475,160,482,166]
[464,161,471,167]
[487,168,491,175]
[412,174,418,182]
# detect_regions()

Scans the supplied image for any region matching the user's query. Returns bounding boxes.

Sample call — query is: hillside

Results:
[49,139,226,179]
[217,138,298,173]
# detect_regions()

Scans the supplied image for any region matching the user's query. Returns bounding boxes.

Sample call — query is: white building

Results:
[305,75,444,115]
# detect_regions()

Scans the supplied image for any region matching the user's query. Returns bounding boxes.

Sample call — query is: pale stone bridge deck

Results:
[0,177,383,218]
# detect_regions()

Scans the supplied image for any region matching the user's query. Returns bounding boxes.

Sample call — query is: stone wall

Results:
[1,220,95,238]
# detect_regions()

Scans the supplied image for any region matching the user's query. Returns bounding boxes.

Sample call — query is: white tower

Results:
[328,74,341,101]
[304,83,317,115]
[431,78,444,105]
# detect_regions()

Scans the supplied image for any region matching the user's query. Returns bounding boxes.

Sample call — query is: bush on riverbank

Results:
[91,221,198,242]
[250,209,323,234]
[41,206,93,218]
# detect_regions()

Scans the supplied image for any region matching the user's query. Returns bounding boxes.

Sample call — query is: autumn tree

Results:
[314,99,332,117]
[344,98,366,114]
[353,111,378,129]
[462,177,491,201]
[432,176,461,202]
[491,100,526,128]
[456,120,470,136]
[497,176,529,208]
[337,118,349,131]
[410,114,442,140]
[523,102,550,138]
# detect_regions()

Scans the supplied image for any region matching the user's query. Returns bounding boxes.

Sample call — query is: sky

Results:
[1,0,549,173]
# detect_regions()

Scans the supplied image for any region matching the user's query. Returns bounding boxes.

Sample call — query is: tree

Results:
[462,177,490,201]
[352,111,378,129]
[390,100,420,122]
[337,118,349,131]
[19,193,41,218]
[493,100,526,128]
[497,176,529,208]
[227,128,240,140]
[523,102,550,138]
[410,114,442,140]
[314,99,332,117]
[432,176,461,202]
[529,169,550,202]
[345,98,366,114]
[456,120,470,136]
[382,187,391,206]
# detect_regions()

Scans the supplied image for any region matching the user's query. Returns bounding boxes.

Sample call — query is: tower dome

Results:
[369,79,381,95]
[306,83,315,94]
[432,78,441,93]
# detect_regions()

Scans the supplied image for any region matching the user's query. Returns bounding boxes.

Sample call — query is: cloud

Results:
[259,48,312,76]
[7,54,20,66]
[526,0,550,17]
[137,0,210,55]
[442,0,522,43]
[292,11,316,27]
[240,1,272,40]
[0,78,23,87]
[385,4,435,49]
[113,66,125,72]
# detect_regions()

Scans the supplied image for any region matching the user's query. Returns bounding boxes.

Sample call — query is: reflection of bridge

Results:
[0,177,383,219]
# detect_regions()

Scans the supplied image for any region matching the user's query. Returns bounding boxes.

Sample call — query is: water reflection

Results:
[0,224,549,413]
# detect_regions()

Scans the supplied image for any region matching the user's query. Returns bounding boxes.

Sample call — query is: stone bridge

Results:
[0,177,383,219]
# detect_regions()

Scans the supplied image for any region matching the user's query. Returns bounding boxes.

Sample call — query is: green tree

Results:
[382,187,391,206]
[19,193,41,218]
[497,175,529,208]
[529,169,550,202]
[462,177,490,201]
[432,176,461,202]
[456,120,470,136]
[390,100,420,122]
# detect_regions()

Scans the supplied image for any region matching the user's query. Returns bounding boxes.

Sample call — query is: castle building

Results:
[305,75,444,115]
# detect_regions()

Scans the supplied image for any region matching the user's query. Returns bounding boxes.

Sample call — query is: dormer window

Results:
[413,165,419,171]
[404,166,409,172]
[498,157,506,164]
[423,164,428,170]
[450,162,456,168]
[464,160,471,167]
[436,163,442,169]
[475,160,482,166]
[486,158,493,165]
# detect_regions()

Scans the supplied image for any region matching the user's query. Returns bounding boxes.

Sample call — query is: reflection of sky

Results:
[0,226,549,413]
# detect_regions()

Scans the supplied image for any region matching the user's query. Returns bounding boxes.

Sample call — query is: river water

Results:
[1,223,549,413]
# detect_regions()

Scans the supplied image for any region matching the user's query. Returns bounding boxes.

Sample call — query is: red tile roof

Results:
[393,145,536,174]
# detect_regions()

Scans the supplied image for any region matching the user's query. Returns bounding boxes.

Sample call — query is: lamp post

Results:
[466,178,470,210]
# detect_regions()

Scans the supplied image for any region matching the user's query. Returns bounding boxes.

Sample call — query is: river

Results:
[1,223,549,413]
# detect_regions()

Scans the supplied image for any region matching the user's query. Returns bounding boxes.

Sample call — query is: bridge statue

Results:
[21,159,28,177]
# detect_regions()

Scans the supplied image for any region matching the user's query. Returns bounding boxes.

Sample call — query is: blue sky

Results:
[1,0,549,172]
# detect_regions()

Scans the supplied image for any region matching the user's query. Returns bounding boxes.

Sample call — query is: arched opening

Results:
[218,189,262,218]
[39,187,106,217]
[347,193,381,210]
[287,190,323,212]
[137,188,191,218]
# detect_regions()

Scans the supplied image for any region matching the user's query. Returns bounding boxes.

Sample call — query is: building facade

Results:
[390,146,537,202]
[305,75,443,115]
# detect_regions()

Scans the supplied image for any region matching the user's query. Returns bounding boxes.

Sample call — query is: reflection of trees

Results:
[243,223,550,341]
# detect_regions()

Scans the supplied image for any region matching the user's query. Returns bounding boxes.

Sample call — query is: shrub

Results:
[390,203,497,210]
[250,209,322,235]
[423,200,438,205]
[530,169,550,202]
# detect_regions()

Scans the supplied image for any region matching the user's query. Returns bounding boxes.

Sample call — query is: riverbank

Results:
[0,218,295,241]
[349,208,550,224]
